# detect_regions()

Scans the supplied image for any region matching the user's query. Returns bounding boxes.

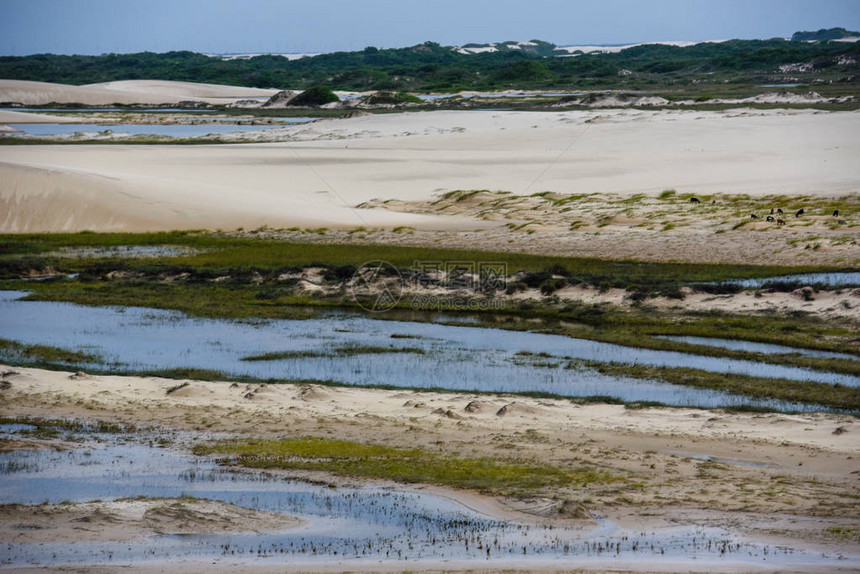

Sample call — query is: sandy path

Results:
[1,108,858,233]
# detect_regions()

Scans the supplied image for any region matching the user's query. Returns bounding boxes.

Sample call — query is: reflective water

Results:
[9,123,282,137]
[658,335,859,362]
[0,427,850,570]
[1,292,856,412]
[722,272,860,288]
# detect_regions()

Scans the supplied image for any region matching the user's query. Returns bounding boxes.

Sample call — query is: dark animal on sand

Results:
[833,210,839,217]
[777,218,786,226]
[750,213,759,219]
[796,209,804,217]
[770,208,774,214]
[777,208,783,214]
[766,215,774,222]
[689,197,700,204]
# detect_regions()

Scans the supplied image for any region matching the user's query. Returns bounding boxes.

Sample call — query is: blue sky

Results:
[0,0,858,56]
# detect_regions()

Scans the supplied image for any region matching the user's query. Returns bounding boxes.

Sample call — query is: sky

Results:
[0,0,858,56]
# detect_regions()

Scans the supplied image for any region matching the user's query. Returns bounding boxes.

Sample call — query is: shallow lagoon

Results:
[1,291,856,411]
[9,122,300,137]
[0,427,852,570]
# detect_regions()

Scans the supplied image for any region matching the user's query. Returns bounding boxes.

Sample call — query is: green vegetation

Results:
[193,436,616,494]
[287,85,339,106]
[567,360,860,412]
[0,232,857,412]
[1,38,857,93]
[365,91,423,104]
[792,28,860,42]
[0,337,102,366]
[1,231,843,288]
[242,344,426,361]
[0,416,134,435]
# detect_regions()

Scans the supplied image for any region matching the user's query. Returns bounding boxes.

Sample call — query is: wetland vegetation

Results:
[0,232,856,412]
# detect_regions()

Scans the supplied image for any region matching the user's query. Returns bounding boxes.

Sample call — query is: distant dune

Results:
[0,79,278,106]
[1,108,858,233]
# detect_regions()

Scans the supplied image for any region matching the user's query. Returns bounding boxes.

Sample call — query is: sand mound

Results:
[496,402,540,417]
[166,382,215,399]
[0,79,277,106]
[0,499,303,543]
[296,384,330,401]
[82,80,277,100]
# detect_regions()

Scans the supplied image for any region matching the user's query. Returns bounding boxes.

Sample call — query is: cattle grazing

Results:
[777,208,783,214]
[833,210,839,217]
[796,209,804,217]
[770,208,774,214]
[750,213,759,219]
[766,215,774,222]
[777,218,786,226]
[689,197,700,204]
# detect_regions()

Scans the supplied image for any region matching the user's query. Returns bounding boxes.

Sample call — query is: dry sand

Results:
[0,110,85,124]
[1,108,858,237]
[0,79,277,105]
[1,364,858,557]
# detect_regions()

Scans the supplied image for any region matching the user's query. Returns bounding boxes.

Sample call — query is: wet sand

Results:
[1,364,857,572]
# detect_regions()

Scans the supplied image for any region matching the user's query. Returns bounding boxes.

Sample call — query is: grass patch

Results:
[193,436,616,495]
[0,337,102,366]
[570,360,860,412]
[241,345,426,361]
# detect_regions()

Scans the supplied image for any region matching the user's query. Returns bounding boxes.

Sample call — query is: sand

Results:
[1,108,858,236]
[0,499,303,543]
[2,365,858,571]
[0,79,278,105]
[0,110,85,124]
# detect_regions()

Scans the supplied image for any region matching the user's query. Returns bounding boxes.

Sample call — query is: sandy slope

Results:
[0,79,277,105]
[0,108,858,233]
[0,110,85,124]
[82,80,277,99]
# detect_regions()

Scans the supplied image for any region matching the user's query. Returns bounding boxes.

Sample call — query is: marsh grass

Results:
[570,360,860,411]
[0,337,102,366]
[0,416,133,434]
[193,436,617,495]
[241,345,426,361]
[1,232,844,288]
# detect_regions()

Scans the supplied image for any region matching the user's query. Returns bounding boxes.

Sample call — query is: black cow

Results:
[796,209,804,217]
[750,213,759,219]
[689,197,700,204]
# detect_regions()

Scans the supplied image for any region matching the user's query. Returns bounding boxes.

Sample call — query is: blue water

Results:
[10,123,286,137]
[0,291,855,411]
[1,427,845,570]
[658,335,858,361]
[723,272,860,288]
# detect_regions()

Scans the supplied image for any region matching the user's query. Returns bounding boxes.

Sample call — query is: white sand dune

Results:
[82,79,277,99]
[0,160,478,232]
[0,79,277,105]
[0,109,83,124]
[1,108,858,233]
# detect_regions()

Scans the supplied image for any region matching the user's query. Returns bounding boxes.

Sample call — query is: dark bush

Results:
[288,85,340,106]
